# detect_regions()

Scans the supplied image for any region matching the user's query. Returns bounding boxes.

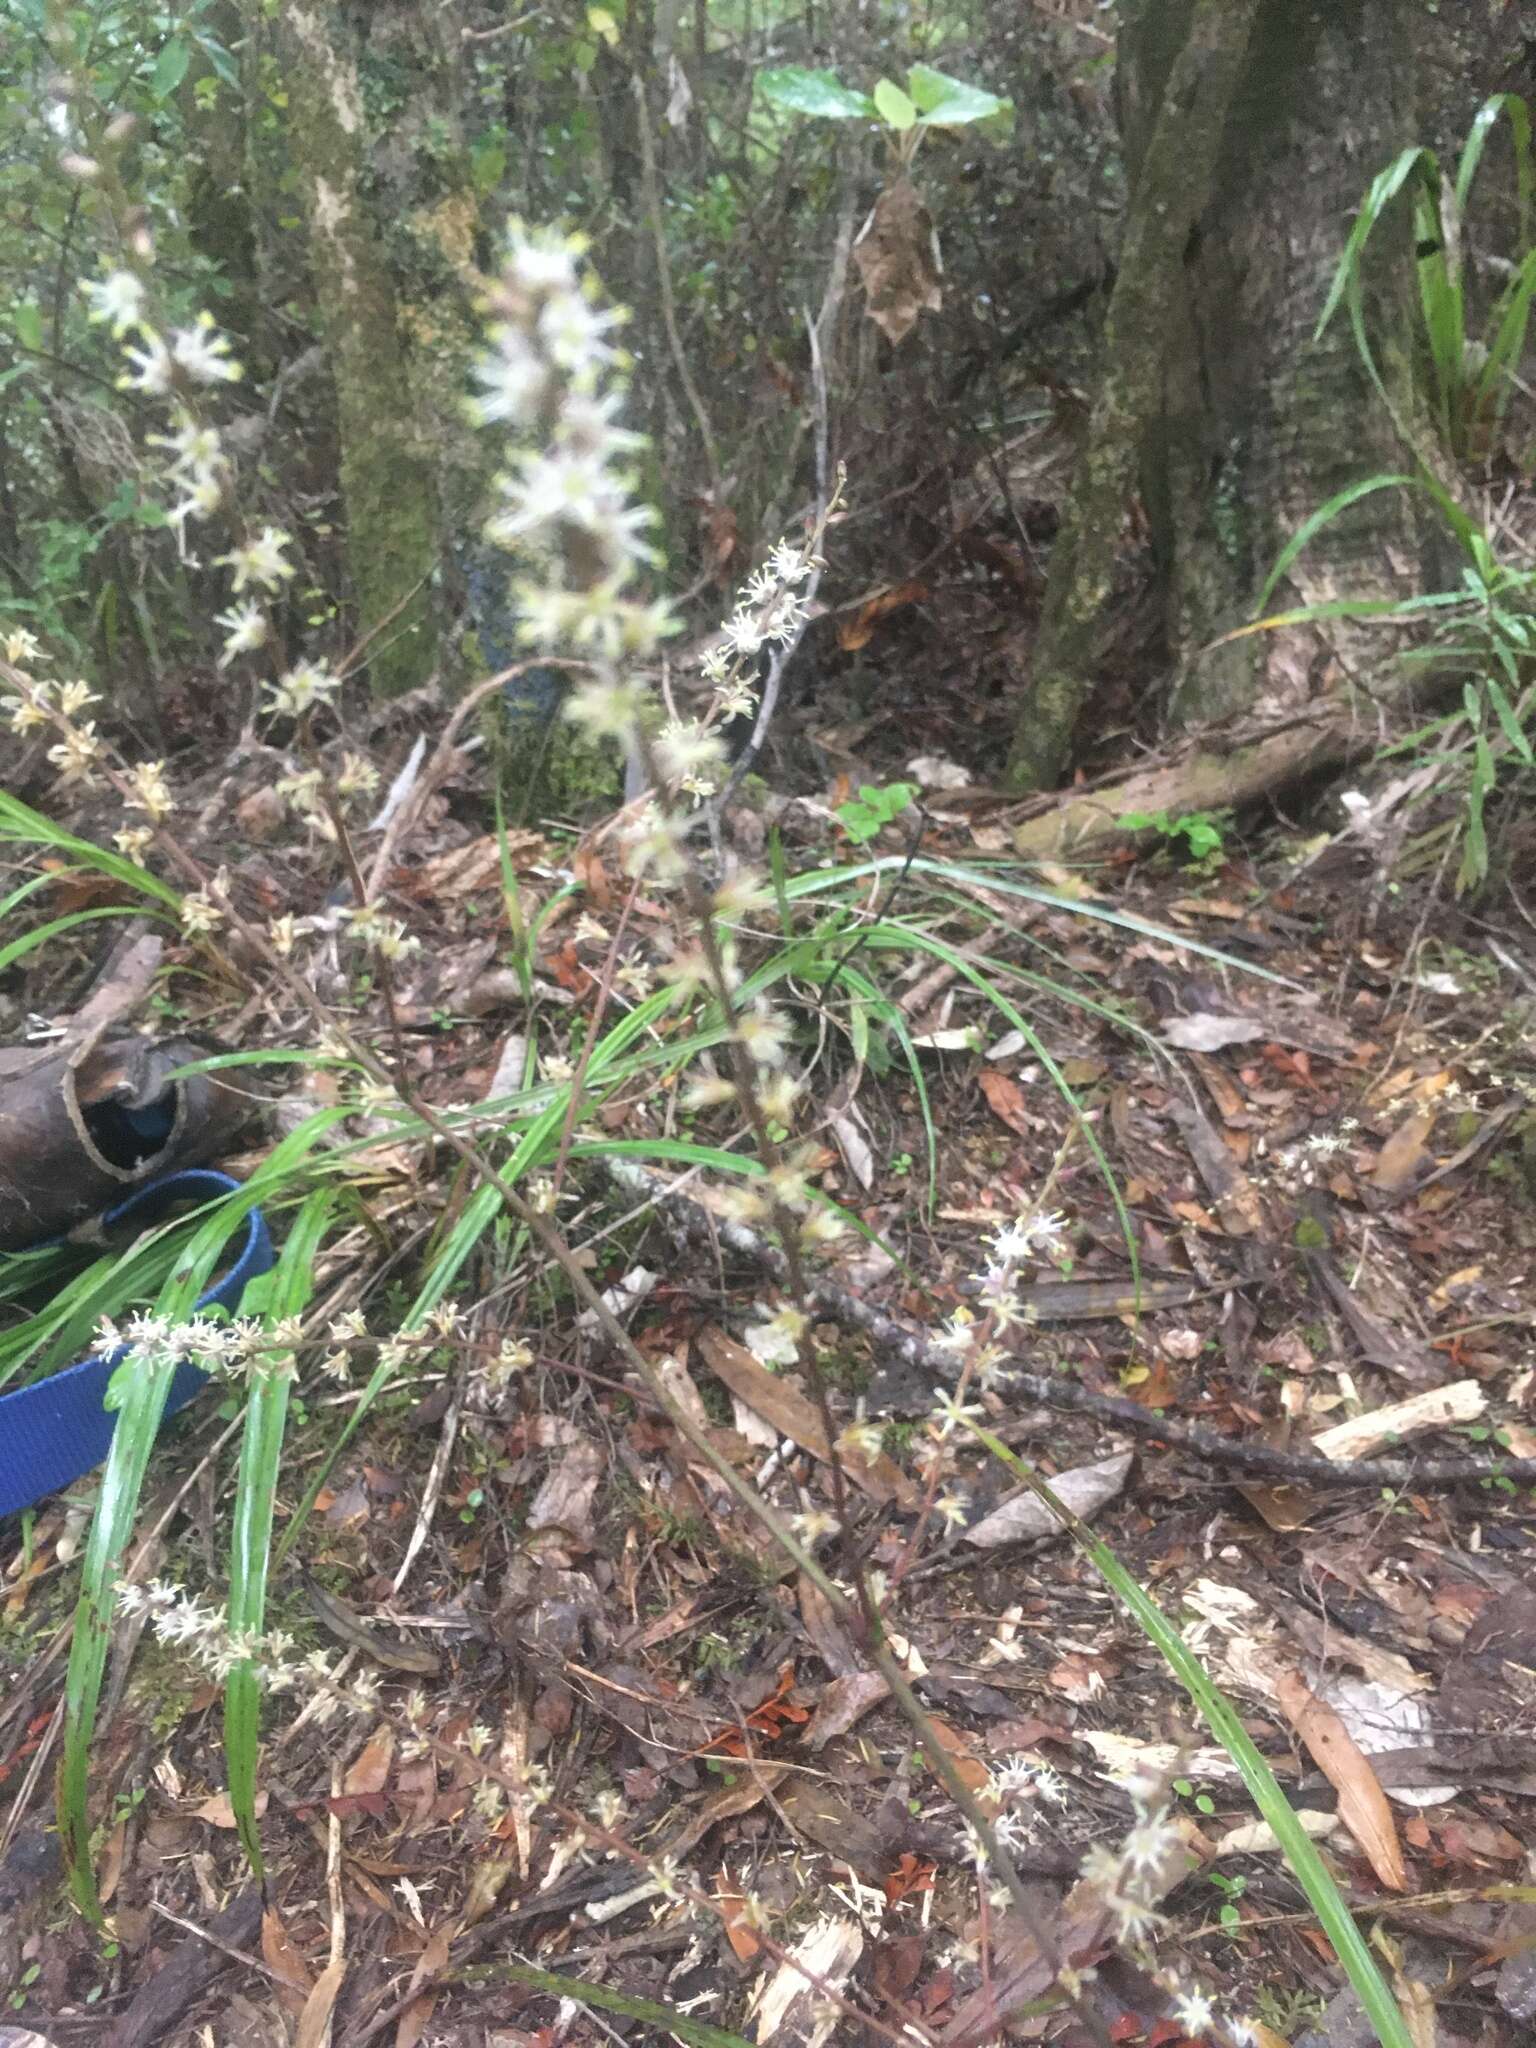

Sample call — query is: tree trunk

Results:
[283,4,440,697]
[1004,0,1262,789]
[1006,0,1428,789]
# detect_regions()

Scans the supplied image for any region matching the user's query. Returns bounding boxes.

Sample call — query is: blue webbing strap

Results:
[0,1170,274,1519]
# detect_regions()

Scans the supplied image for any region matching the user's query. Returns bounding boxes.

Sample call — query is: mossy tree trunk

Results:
[283,4,440,697]
[1006,0,1429,790]
[1005,0,1261,790]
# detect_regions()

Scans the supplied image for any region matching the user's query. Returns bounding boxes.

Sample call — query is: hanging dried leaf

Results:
[852,178,942,344]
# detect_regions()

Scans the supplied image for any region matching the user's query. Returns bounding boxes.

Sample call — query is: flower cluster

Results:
[95,1309,278,1379]
[473,223,671,666]
[116,1577,310,1690]
[82,267,313,687]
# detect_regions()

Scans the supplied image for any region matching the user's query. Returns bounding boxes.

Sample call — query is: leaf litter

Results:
[5,719,1536,2045]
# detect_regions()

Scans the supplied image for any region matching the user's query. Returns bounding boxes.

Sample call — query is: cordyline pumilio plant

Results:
[2,161,1394,2039]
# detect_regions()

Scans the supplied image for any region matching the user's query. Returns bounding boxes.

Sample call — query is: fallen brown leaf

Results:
[977,1065,1032,1137]
[696,1327,917,1506]
[1274,1668,1407,1891]
[344,1723,396,1799]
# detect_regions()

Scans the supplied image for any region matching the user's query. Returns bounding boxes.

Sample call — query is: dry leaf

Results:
[696,1327,917,1505]
[806,1671,890,1751]
[1274,1668,1407,1890]
[961,1453,1133,1548]
[344,1723,396,1799]
[295,1958,347,2048]
[977,1066,1032,1136]
[1161,1013,1268,1052]
[1373,1110,1437,1192]
[194,1788,268,1829]
[526,1435,603,1543]
[837,578,929,652]
[261,1906,315,2016]
[1311,1380,1485,1463]
[851,178,941,345]
[717,1869,762,1962]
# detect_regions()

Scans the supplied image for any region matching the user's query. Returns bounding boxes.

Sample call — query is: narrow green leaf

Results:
[1485,677,1535,766]
[962,1426,1416,2048]
[225,1189,335,1874]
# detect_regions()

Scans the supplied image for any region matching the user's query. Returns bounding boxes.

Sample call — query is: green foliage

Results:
[835,778,915,843]
[1117,807,1228,866]
[1317,93,1535,461]
[1253,95,1536,894]
[756,60,1011,158]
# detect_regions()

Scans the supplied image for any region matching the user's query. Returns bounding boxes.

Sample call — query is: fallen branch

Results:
[608,1161,1536,1493]
[1010,706,1368,861]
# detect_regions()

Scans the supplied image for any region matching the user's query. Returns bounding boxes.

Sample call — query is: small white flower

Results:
[767,540,811,585]
[763,592,809,644]
[46,722,102,782]
[711,864,771,921]
[266,660,340,719]
[565,677,646,740]
[214,602,268,667]
[336,752,380,800]
[744,1304,807,1367]
[491,1336,535,1382]
[149,414,225,480]
[1173,1990,1216,2037]
[591,1787,625,1831]
[82,270,146,335]
[933,1491,970,1532]
[839,1420,885,1460]
[931,1306,976,1355]
[721,608,765,658]
[171,314,241,384]
[757,1071,801,1124]
[217,526,295,594]
[120,333,174,394]
[506,225,582,294]
[2,628,42,664]
[798,1206,846,1249]
[792,1507,841,1542]
[680,1072,735,1111]
[180,888,224,937]
[471,328,548,425]
[538,288,623,373]
[735,1004,791,1068]
[929,1387,984,1439]
[656,719,726,789]
[114,825,154,863]
[55,679,98,718]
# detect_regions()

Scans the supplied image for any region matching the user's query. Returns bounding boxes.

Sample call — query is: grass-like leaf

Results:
[224,1188,336,1874]
[963,1420,1415,2048]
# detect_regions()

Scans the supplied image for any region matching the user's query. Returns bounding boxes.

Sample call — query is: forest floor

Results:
[4,671,1536,2048]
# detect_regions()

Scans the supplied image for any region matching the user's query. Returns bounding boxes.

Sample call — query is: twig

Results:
[604,1159,1536,1493]
[633,72,720,492]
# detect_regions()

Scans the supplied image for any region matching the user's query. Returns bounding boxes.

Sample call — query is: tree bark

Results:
[1005,0,1261,790]
[1145,0,1426,728]
[283,5,440,697]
